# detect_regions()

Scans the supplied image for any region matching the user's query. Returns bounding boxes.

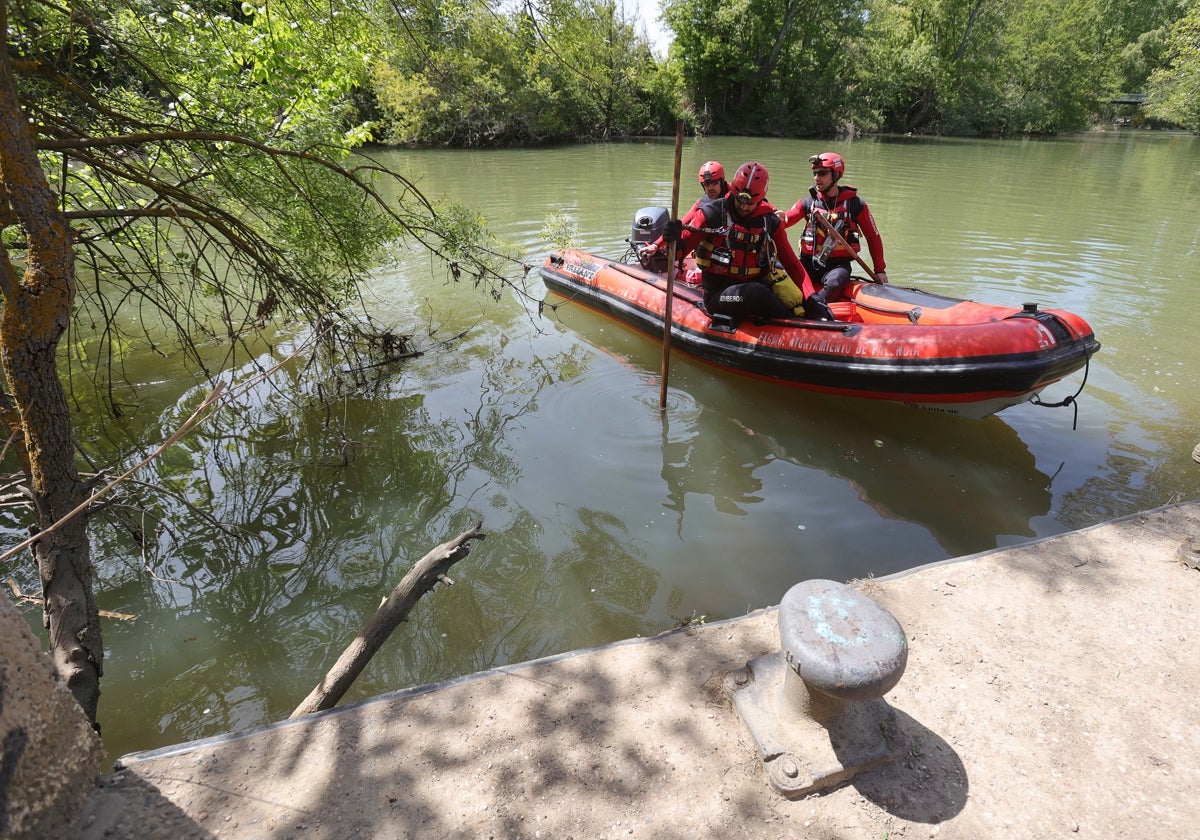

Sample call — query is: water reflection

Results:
[86,338,553,746]
[567,310,1054,559]
[660,412,765,519]
[714,402,1052,558]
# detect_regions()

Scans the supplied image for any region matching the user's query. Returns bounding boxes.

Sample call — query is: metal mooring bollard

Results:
[724,578,908,798]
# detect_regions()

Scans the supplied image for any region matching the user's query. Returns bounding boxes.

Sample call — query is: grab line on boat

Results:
[1030,351,1092,430]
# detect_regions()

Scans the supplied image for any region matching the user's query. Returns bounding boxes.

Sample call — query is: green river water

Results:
[3,131,1198,764]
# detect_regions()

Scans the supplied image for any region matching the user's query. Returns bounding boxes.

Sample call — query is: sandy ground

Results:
[74,500,1200,839]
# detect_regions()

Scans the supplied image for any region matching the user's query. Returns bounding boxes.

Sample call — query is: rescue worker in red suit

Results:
[692,160,730,211]
[778,152,887,320]
[644,161,729,259]
[646,161,809,320]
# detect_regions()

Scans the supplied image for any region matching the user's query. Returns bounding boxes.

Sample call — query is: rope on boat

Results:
[683,222,730,235]
[1030,352,1091,430]
[537,287,587,317]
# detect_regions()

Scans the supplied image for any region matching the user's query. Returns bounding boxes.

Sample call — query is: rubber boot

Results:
[804,295,834,321]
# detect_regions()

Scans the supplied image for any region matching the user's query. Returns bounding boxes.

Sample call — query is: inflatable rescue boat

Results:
[539,207,1101,419]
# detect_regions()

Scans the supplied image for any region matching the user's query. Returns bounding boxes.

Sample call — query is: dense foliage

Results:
[1147,1,1200,131]
[1,0,523,720]
[361,0,1195,143]
[660,0,1193,136]
[369,0,679,145]
[4,0,526,398]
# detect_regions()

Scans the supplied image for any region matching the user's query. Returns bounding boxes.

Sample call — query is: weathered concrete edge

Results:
[872,496,1199,584]
[113,497,1200,771]
[113,613,770,769]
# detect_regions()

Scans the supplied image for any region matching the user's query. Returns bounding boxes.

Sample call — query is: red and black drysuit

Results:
[779,184,885,304]
[648,186,727,260]
[671,196,807,321]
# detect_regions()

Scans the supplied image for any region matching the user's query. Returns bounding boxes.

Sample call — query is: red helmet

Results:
[698,161,725,184]
[731,161,769,205]
[809,152,845,178]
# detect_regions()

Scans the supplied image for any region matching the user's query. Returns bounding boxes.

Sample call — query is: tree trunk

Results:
[1,37,102,724]
[904,89,939,134]
[737,0,804,111]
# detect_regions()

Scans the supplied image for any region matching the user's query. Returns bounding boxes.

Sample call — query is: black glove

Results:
[663,219,683,243]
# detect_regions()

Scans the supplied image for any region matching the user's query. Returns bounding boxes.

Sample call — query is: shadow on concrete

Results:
[82,618,783,839]
[853,707,968,824]
[70,501,1200,839]
[76,771,215,839]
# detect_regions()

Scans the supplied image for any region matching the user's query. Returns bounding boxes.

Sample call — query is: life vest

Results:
[800,185,864,260]
[693,200,779,279]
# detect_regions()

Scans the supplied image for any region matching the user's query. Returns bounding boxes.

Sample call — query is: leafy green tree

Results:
[995,0,1105,133]
[855,0,1010,134]
[1146,1,1200,130]
[372,0,544,144]
[371,0,672,145]
[663,0,866,136]
[1,0,505,724]
[852,0,1186,135]
[1092,0,1185,95]
[525,0,666,139]
[993,0,1187,133]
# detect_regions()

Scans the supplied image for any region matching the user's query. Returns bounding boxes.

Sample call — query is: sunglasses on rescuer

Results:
[735,192,755,204]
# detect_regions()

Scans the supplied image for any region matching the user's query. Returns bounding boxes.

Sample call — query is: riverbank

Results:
[75,499,1200,839]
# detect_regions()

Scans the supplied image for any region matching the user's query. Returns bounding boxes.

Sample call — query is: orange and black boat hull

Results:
[540,249,1100,419]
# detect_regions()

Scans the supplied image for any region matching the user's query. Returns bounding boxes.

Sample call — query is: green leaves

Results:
[672,0,1191,136]
[371,0,671,145]
[108,0,377,140]
[4,0,516,411]
[664,0,865,135]
[540,211,580,252]
[1147,3,1200,130]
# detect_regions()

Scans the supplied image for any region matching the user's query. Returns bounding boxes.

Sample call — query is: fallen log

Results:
[290,520,485,718]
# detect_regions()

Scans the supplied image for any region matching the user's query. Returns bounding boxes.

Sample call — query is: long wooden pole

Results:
[812,212,882,283]
[659,120,685,411]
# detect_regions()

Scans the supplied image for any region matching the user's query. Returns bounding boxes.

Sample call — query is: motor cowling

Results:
[631,207,670,247]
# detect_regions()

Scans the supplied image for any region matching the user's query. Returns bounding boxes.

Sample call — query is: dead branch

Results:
[7,577,136,620]
[290,520,486,718]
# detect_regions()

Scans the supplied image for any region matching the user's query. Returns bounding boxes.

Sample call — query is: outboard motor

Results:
[631,206,669,246]
[630,207,670,272]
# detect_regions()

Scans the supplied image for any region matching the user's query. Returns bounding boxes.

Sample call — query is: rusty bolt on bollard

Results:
[722,667,752,693]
